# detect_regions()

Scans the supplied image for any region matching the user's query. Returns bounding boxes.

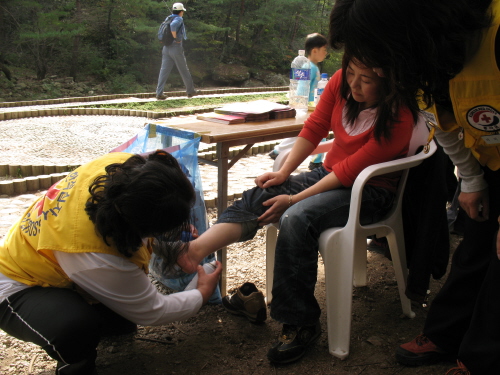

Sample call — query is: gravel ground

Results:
[0,115,154,166]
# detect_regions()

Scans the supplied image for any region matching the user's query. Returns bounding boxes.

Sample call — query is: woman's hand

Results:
[255,172,287,189]
[459,189,489,222]
[196,261,223,305]
[257,194,291,226]
[189,224,199,239]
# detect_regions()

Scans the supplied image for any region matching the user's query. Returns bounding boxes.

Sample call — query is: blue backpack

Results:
[158,16,175,46]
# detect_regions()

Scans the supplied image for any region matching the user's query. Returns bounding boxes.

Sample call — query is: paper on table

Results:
[216,100,290,114]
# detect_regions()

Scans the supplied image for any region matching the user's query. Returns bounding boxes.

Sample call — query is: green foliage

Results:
[107,73,144,94]
[0,0,340,87]
[83,93,288,111]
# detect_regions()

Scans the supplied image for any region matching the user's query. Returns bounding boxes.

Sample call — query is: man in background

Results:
[156,2,198,100]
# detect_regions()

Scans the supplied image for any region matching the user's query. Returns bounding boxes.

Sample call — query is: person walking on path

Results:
[156,2,198,100]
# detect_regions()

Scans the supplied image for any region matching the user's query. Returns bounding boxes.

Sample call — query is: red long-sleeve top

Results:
[299,69,414,193]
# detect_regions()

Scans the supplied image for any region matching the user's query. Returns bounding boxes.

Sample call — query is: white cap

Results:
[172,2,186,11]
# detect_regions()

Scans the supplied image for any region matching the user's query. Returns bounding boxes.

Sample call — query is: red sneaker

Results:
[396,334,448,366]
[446,360,470,375]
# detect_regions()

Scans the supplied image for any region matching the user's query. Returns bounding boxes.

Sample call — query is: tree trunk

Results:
[69,0,81,80]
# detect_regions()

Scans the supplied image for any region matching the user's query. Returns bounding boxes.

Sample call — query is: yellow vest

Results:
[0,153,152,288]
[420,0,500,170]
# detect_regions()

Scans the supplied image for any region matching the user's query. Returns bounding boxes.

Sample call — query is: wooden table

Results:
[150,112,308,295]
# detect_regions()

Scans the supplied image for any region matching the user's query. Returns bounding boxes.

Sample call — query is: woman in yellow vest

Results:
[330,0,500,374]
[0,150,222,375]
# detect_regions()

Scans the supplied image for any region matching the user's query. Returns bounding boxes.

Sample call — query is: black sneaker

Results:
[269,150,278,160]
[187,90,199,98]
[222,282,267,323]
[267,321,321,364]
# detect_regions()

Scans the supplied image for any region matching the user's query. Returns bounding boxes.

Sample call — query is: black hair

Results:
[85,150,195,260]
[304,33,328,56]
[339,53,398,142]
[172,9,182,15]
[329,0,493,113]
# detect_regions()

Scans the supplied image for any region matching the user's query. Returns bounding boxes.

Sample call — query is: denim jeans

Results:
[156,43,195,96]
[217,167,394,326]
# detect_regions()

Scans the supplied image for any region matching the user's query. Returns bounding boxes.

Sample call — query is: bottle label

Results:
[290,68,311,80]
[317,88,324,96]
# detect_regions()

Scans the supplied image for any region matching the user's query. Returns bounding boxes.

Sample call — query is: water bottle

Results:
[314,73,329,105]
[289,50,311,111]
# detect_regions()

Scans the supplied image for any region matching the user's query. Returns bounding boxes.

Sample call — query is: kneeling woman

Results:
[177,54,417,364]
[0,150,222,374]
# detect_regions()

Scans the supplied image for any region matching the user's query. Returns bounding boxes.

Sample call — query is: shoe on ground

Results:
[308,162,323,170]
[267,321,321,364]
[269,150,278,160]
[446,360,470,375]
[222,282,267,323]
[187,90,199,98]
[396,334,449,366]
[156,94,167,100]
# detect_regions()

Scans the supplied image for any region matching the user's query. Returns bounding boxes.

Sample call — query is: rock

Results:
[252,70,288,86]
[366,336,384,346]
[212,63,250,84]
[241,78,265,88]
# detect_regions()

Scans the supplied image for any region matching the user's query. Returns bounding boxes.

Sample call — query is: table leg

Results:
[216,142,229,296]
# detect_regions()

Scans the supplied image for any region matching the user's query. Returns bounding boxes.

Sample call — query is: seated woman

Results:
[178,53,416,365]
[0,150,222,375]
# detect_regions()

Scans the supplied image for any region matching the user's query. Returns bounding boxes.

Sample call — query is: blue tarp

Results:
[110,123,221,303]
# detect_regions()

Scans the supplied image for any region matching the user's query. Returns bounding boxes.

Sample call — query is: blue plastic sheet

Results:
[110,123,221,304]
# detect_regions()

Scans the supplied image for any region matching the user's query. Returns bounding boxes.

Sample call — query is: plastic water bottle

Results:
[289,50,310,111]
[314,73,329,105]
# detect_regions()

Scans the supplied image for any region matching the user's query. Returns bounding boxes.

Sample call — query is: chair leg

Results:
[385,231,416,319]
[352,236,368,287]
[319,232,355,359]
[265,225,278,304]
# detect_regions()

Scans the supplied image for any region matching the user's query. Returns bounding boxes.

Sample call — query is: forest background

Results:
[0,0,342,99]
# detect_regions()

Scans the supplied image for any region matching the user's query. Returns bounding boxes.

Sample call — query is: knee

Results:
[44,307,101,363]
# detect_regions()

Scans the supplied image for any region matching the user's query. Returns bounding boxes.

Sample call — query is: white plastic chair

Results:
[265,117,437,359]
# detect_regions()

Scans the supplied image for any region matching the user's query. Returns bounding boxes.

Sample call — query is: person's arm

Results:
[255,137,321,224]
[170,17,182,42]
[54,251,219,325]
[433,106,489,221]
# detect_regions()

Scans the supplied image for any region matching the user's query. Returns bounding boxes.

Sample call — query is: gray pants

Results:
[156,43,195,96]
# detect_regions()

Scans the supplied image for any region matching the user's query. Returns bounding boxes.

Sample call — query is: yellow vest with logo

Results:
[0,152,152,288]
[420,0,500,170]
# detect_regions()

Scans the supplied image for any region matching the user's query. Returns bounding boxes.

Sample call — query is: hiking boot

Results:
[187,90,199,98]
[446,360,470,375]
[268,150,278,160]
[267,321,321,364]
[396,334,448,366]
[222,282,267,323]
[156,94,167,100]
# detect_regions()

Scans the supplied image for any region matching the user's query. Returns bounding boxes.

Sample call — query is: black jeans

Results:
[423,167,500,375]
[0,286,136,374]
